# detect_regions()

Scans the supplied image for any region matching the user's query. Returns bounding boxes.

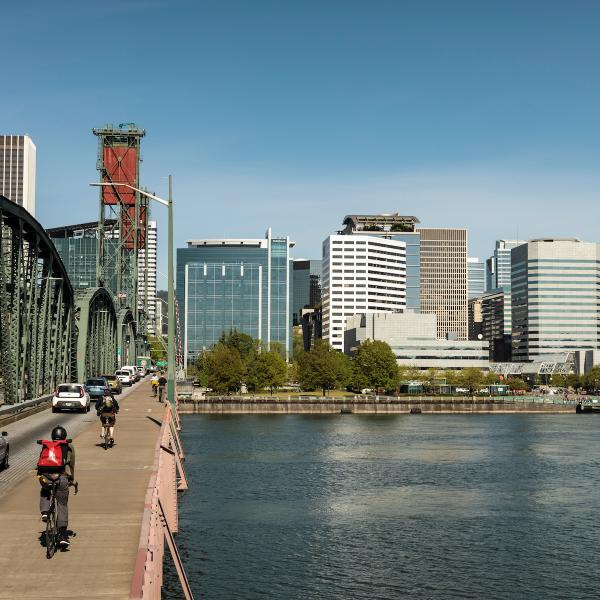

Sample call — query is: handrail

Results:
[130,402,192,599]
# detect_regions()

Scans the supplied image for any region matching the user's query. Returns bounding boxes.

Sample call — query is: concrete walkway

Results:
[0,381,164,599]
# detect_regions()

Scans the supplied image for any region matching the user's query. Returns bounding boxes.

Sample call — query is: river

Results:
[164,414,599,599]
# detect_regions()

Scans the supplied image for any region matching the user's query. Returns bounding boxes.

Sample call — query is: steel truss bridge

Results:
[0,196,131,405]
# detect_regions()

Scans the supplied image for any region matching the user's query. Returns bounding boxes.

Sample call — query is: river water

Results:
[164,414,599,599]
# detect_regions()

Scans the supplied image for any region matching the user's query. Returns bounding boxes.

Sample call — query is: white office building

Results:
[138,220,158,332]
[512,239,600,361]
[345,311,489,370]
[0,135,36,216]
[322,235,406,351]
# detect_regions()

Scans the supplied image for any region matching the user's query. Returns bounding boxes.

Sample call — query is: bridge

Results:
[0,195,192,598]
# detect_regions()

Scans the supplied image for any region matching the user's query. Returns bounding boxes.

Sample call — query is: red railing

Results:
[130,401,193,599]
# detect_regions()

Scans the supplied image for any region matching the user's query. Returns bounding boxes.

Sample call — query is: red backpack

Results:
[37,440,69,474]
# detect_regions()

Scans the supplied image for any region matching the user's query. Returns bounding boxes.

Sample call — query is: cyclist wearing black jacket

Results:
[95,392,120,446]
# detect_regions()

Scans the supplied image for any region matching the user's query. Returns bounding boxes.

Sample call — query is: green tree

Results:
[584,365,600,392]
[298,340,351,395]
[458,368,484,394]
[507,377,527,392]
[550,373,567,388]
[351,340,399,392]
[148,335,166,362]
[247,350,288,395]
[219,329,259,365]
[206,343,245,394]
[565,373,583,391]
[443,369,460,388]
[193,349,210,387]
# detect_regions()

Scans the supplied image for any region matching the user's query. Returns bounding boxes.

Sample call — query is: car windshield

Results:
[116,371,129,376]
[57,385,81,394]
[102,375,116,381]
[86,379,105,386]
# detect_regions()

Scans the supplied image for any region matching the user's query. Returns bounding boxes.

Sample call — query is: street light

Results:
[90,177,176,407]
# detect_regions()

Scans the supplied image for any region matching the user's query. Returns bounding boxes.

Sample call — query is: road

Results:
[0,381,144,499]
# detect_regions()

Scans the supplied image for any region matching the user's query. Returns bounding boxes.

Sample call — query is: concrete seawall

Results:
[179,396,575,414]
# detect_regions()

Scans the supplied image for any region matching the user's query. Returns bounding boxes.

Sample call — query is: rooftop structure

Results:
[340,213,421,235]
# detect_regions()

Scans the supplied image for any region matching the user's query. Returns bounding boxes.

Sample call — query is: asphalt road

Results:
[0,380,146,499]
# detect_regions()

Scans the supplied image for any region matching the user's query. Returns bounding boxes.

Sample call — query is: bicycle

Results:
[41,476,78,559]
[101,415,114,450]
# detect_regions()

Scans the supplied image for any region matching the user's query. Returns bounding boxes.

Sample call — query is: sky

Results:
[3,0,600,283]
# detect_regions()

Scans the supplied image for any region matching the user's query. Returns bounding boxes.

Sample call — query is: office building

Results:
[467,257,485,298]
[155,296,168,337]
[322,235,406,352]
[138,220,157,332]
[340,214,421,310]
[292,259,322,325]
[471,289,512,362]
[416,227,468,341]
[486,240,523,290]
[345,311,489,370]
[0,135,36,216]
[468,296,483,341]
[47,220,119,290]
[512,239,600,361]
[177,229,294,365]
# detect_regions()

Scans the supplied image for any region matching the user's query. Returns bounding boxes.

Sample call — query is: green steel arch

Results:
[117,309,137,367]
[75,287,118,381]
[0,196,76,404]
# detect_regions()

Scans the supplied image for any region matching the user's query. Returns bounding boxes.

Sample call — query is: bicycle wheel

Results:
[45,495,57,559]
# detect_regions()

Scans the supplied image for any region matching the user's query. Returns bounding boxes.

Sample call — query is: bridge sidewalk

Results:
[0,381,164,599]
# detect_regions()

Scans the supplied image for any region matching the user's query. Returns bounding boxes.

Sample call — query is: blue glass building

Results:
[177,229,294,366]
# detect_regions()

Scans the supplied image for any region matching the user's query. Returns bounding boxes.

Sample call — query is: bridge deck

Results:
[0,380,163,599]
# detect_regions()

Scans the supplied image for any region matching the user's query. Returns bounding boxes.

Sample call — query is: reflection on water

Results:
[164,414,600,600]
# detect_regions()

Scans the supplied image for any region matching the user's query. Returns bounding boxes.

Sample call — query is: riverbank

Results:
[178,396,575,414]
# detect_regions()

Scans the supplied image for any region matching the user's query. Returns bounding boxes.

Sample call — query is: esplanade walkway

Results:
[0,381,171,599]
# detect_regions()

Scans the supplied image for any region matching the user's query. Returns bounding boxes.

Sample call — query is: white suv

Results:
[115,369,134,386]
[52,383,90,413]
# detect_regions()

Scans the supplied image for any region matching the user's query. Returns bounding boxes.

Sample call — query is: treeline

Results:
[192,331,288,394]
[191,331,600,396]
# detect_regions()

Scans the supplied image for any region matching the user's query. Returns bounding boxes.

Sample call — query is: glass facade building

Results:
[177,230,294,366]
[467,257,486,298]
[292,259,322,325]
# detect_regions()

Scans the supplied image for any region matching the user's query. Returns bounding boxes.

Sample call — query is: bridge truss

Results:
[0,197,76,404]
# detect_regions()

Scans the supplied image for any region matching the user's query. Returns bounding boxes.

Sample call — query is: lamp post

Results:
[90,177,176,407]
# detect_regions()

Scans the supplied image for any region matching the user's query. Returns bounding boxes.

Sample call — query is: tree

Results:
[193,349,210,387]
[247,350,288,395]
[219,329,259,365]
[443,369,460,388]
[565,373,583,391]
[550,373,567,388]
[298,340,351,395]
[507,377,527,392]
[458,368,484,394]
[148,335,166,362]
[351,340,399,392]
[584,365,600,392]
[206,343,244,394]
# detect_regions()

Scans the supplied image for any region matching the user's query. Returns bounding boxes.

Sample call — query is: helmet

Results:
[51,426,67,441]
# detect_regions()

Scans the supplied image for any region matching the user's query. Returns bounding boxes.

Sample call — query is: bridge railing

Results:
[129,401,192,600]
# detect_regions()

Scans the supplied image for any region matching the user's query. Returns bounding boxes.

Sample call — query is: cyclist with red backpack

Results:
[37,426,76,548]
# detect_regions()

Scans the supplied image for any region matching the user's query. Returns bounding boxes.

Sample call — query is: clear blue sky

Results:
[3,0,599,282]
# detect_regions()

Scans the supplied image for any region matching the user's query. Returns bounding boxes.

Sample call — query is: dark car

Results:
[85,377,110,398]
[0,431,8,470]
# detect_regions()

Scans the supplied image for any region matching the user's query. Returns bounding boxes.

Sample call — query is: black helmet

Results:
[51,426,67,441]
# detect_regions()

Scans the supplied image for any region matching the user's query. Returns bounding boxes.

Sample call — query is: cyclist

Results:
[157,373,167,403]
[151,373,159,397]
[95,391,120,446]
[39,426,76,548]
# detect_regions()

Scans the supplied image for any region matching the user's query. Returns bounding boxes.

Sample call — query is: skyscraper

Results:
[417,227,468,340]
[511,239,600,361]
[467,257,485,298]
[340,214,420,310]
[486,240,523,291]
[138,220,158,332]
[177,229,294,365]
[292,259,322,325]
[322,235,406,351]
[0,135,36,216]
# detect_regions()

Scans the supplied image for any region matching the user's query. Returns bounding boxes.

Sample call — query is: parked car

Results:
[102,374,122,395]
[52,383,90,413]
[85,377,110,399]
[115,369,134,386]
[122,366,140,382]
[0,431,9,470]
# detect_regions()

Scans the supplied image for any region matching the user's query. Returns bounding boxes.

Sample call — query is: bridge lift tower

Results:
[92,123,150,355]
